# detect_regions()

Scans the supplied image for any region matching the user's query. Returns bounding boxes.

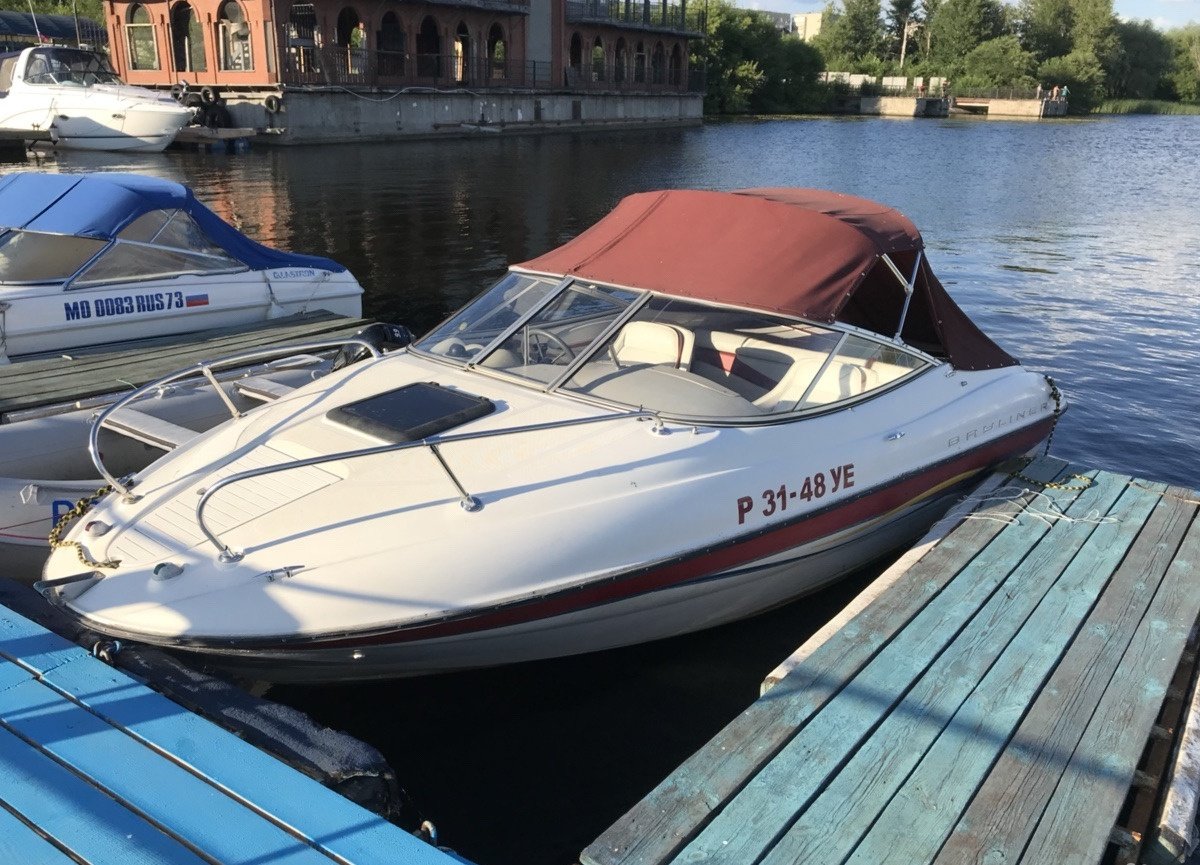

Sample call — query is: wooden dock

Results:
[583,456,1200,865]
[0,601,465,865]
[0,311,370,421]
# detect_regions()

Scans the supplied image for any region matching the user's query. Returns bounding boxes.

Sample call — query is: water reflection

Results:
[15,114,1200,864]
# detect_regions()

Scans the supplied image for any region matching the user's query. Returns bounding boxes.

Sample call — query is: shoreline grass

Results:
[1094,99,1200,115]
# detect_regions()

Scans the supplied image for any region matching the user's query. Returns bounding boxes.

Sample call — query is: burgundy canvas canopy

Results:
[516,188,1016,371]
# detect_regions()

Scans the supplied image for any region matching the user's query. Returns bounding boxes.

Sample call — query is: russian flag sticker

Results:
[185,294,210,308]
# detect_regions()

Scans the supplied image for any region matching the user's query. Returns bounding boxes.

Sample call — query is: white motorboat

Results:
[40,189,1062,682]
[0,46,192,152]
[0,172,364,361]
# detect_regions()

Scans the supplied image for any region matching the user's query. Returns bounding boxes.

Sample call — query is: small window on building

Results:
[487,24,505,80]
[614,38,626,84]
[171,2,206,72]
[218,0,253,71]
[378,12,405,76]
[127,5,160,71]
[591,37,605,82]
[634,41,645,83]
[669,43,681,85]
[651,41,664,84]
[416,16,440,78]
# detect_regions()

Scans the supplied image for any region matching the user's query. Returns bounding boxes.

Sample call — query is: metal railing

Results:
[280,45,701,92]
[195,409,665,562]
[88,338,383,498]
[565,0,706,33]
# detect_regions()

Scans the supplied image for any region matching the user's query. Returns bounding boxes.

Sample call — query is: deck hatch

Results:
[327,382,495,443]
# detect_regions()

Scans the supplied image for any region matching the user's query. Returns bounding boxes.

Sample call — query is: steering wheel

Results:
[525,328,575,365]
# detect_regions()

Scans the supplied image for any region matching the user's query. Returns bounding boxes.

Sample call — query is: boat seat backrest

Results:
[612,321,694,370]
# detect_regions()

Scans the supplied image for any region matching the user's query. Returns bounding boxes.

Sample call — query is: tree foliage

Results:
[5,0,105,31]
[700,0,825,114]
[960,35,1038,85]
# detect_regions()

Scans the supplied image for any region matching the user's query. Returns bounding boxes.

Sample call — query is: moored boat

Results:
[39,188,1062,681]
[0,46,192,152]
[0,172,364,362]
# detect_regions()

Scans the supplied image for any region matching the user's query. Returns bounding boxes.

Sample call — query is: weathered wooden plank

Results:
[0,314,370,416]
[0,699,207,865]
[680,469,1126,865]
[760,457,1069,693]
[581,458,1074,865]
[0,792,82,865]
[841,476,1167,865]
[930,487,1195,864]
[1018,498,1200,865]
[754,471,1148,865]
[36,651,463,865]
[0,608,91,677]
[0,676,338,865]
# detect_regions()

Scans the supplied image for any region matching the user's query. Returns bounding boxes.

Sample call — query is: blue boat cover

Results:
[0,173,346,273]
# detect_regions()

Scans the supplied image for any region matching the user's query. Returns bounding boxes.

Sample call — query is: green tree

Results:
[926,0,1004,64]
[961,35,1038,86]
[8,0,105,32]
[1019,0,1074,60]
[1166,25,1200,100]
[698,0,825,114]
[1039,48,1105,109]
[1109,19,1173,98]
[813,0,885,65]
[885,0,920,59]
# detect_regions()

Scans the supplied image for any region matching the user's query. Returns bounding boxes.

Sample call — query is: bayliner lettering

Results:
[63,291,188,321]
[946,401,1050,448]
[736,463,856,525]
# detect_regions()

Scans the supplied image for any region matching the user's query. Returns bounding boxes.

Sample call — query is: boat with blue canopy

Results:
[0,172,363,361]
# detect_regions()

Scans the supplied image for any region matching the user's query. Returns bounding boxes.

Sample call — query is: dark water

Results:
[18,115,1200,864]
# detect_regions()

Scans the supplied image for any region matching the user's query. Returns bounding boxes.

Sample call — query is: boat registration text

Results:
[64,291,190,321]
[737,463,856,525]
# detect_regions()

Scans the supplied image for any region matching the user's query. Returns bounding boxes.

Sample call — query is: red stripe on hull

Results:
[253,416,1055,651]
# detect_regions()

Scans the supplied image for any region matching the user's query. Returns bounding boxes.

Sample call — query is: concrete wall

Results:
[226,89,703,143]
[985,98,1047,118]
[858,96,948,117]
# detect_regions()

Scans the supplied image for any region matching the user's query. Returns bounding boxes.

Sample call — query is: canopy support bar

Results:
[881,252,923,341]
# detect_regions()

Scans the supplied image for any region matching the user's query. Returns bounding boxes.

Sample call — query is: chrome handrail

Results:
[88,337,384,498]
[196,409,664,562]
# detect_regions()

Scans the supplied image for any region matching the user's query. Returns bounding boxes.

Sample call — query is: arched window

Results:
[454,21,470,83]
[416,16,440,78]
[633,41,645,84]
[487,23,505,80]
[218,0,252,71]
[286,3,317,73]
[336,6,365,74]
[378,11,404,76]
[613,38,626,85]
[567,32,582,86]
[170,3,205,72]
[591,36,604,82]
[668,43,681,85]
[126,5,159,70]
[651,41,664,84]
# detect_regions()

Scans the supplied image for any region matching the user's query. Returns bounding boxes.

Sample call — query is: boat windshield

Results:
[22,48,123,86]
[71,209,243,287]
[0,230,107,284]
[417,271,932,420]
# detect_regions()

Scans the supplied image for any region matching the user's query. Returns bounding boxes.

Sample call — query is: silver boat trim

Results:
[87,337,385,497]
[196,409,667,562]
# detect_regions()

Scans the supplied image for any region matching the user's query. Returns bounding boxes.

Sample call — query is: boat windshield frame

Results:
[0,209,249,288]
[411,268,942,424]
[20,46,125,87]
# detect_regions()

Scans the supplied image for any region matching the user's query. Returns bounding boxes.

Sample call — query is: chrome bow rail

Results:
[88,338,384,499]
[196,409,664,563]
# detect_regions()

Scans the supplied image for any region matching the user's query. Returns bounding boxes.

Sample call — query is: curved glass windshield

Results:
[72,210,242,287]
[417,272,931,420]
[24,48,123,86]
[0,230,107,283]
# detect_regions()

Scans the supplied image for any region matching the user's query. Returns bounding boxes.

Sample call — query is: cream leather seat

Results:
[611,321,695,370]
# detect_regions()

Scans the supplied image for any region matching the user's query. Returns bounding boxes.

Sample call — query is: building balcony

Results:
[565,0,705,36]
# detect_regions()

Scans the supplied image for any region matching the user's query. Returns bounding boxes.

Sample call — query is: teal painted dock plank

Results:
[0,606,461,865]
[584,463,1200,865]
[840,477,1164,865]
[672,465,1102,865]
[581,456,1073,865]
[1019,494,1200,865]
[933,484,1200,864]
[760,472,1155,865]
